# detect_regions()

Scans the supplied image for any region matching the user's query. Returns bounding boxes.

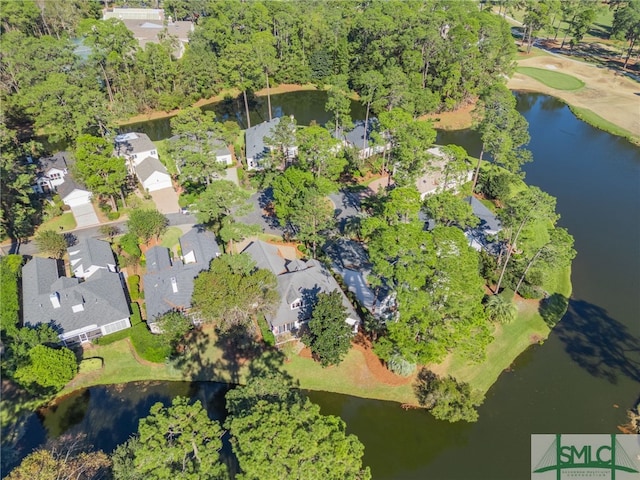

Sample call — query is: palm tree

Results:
[485,294,517,324]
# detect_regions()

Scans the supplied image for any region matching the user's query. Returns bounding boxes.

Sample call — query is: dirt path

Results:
[507,54,640,138]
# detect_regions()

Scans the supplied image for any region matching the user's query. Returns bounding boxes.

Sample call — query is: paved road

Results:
[2,212,197,257]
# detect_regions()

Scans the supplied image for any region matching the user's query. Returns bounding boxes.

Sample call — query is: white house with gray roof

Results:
[102,8,193,58]
[464,196,503,252]
[143,228,220,322]
[22,257,130,344]
[31,152,73,195]
[242,240,359,337]
[56,178,93,209]
[245,117,297,170]
[323,238,396,321]
[333,118,390,159]
[115,132,174,192]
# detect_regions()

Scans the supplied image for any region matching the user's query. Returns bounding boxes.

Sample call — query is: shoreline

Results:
[117,43,640,142]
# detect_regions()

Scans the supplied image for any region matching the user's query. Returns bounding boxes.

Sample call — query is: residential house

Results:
[464,196,503,252]
[323,238,395,321]
[245,117,297,170]
[212,139,233,165]
[414,147,473,200]
[56,178,93,209]
[102,8,194,58]
[22,251,131,345]
[68,238,118,279]
[167,135,234,170]
[242,240,360,337]
[135,156,173,192]
[333,118,389,159]
[114,132,173,192]
[31,152,73,195]
[143,228,220,322]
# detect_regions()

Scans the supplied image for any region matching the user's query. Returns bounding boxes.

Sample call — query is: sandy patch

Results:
[508,54,640,138]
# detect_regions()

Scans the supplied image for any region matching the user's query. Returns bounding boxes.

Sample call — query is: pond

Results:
[7,93,640,479]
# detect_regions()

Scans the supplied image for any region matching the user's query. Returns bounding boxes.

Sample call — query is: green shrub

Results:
[387,353,416,377]
[129,323,171,363]
[0,255,23,334]
[130,302,142,325]
[128,275,140,301]
[119,232,141,258]
[107,211,120,221]
[257,314,276,346]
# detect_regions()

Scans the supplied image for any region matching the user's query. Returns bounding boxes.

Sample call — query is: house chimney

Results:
[171,277,178,293]
[50,292,61,309]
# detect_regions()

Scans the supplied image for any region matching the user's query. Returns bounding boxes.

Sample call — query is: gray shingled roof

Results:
[136,156,168,182]
[242,240,287,275]
[269,260,359,328]
[68,238,116,277]
[145,246,172,273]
[22,259,129,334]
[333,118,380,149]
[39,151,73,173]
[144,229,220,321]
[57,178,89,199]
[465,196,502,234]
[245,117,281,161]
[212,139,231,158]
[114,132,156,157]
[23,257,60,297]
[179,227,220,267]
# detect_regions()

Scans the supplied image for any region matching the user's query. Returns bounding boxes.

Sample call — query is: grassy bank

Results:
[441,266,571,394]
[569,105,640,146]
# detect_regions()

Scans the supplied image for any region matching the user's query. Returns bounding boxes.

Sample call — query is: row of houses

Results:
[22,229,362,344]
[245,117,388,171]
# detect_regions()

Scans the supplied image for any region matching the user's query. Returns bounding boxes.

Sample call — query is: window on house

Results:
[50,173,62,180]
[290,299,302,310]
[275,323,295,335]
[103,319,129,335]
[151,150,157,156]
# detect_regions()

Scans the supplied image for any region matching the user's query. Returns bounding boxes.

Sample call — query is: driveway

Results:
[70,203,100,228]
[235,188,284,236]
[150,187,180,214]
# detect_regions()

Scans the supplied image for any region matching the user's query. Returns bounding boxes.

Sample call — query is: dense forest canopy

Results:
[0,0,516,137]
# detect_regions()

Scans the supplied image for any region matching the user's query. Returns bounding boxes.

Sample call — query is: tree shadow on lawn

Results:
[554,299,640,385]
[174,324,284,385]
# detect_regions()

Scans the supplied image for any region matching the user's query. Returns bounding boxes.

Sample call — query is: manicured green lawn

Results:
[515,67,585,91]
[443,302,549,394]
[441,265,571,394]
[284,348,417,405]
[160,227,183,248]
[61,340,182,394]
[37,212,77,232]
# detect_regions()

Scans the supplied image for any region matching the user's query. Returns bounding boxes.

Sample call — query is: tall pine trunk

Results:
[624,37,636,70]
[471,145,485,192]
[265,71,272,121]
[243,89,251,129]
[495,212,531,294]
[515,246,545,296]
[363,100,370,153]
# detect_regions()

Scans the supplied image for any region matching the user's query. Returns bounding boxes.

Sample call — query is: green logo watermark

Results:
[531,434,640,480]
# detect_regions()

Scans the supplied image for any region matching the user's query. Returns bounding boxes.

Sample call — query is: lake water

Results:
[7,93,640,479]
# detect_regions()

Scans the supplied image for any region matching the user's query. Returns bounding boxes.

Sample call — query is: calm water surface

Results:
[9,93,640,479]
